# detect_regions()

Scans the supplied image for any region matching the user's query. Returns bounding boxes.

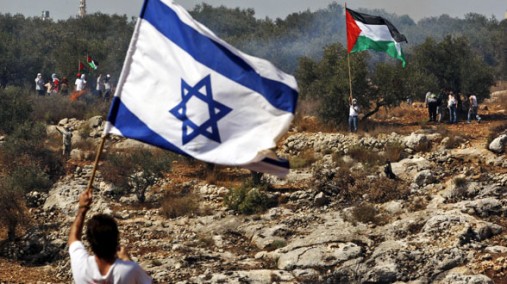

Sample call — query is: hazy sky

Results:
[0,0,505,22]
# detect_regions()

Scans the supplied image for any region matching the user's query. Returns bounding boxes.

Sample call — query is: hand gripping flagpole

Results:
[86,134,108,192]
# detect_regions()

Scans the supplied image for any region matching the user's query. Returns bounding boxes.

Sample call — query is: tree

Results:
[413,36,495,102]
[365,62,437,119]
[0,180,28,241]
[101,148,173,202]
[295,43,369,127]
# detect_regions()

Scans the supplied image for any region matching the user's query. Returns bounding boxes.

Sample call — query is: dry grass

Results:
[346,202,389,226]
[406,196,430,212]
[384,141,405,162]
[160,190,201,219]
[353,176,410,204]
[290,148,318,169]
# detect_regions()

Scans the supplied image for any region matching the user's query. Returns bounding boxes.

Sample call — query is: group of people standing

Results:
[425,89,481,124]
[35,73,70,96]
[35,72,112,100]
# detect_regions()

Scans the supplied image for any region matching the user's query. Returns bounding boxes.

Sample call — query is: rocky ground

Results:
[0,89,505,283]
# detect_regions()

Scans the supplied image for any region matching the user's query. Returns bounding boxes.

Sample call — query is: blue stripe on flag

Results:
[262,157,290,169]
[107,97,186,155]
[141,0,297,114]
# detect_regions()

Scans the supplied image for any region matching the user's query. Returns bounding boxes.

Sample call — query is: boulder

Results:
[488,134,507,154]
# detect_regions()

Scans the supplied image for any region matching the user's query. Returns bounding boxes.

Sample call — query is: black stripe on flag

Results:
[346,8,408,43]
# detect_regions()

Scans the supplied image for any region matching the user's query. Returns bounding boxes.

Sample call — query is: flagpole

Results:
[345,3,353,101]
[86,134,108,192]
[347,53,353,100]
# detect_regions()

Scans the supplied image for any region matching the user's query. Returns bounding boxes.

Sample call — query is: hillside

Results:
[0,88,505,283]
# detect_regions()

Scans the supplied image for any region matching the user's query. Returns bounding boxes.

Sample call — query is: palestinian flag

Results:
[346,8,407,67]
[87,55,98,70]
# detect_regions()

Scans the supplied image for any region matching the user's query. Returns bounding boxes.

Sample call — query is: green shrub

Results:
[224,182,277,215]
[0,87,33,134]
[101,148,174,202]
[1,122,64,193]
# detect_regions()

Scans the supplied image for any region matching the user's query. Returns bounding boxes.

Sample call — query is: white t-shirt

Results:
[447,95,457,107]
[69,241,152,284]
[75,78,86,91]
[349,104,359,117]
[469,95,478,107]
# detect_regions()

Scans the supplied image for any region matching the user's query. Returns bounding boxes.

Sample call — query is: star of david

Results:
[169,75,232,145]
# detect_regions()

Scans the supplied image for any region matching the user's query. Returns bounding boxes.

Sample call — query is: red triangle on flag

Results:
[346,10,362,53]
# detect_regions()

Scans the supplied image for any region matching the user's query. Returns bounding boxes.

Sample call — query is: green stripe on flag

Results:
[88,61,97,70]
[352,36,406,67]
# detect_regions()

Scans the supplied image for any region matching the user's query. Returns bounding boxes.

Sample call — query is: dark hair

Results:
[86,214,119,260]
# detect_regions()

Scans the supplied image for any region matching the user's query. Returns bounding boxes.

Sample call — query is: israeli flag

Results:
[104,0,298,177]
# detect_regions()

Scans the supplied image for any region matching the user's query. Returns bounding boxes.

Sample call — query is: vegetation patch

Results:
[160,190,201,219]
[290,148,318,169]
[224,182,277,215]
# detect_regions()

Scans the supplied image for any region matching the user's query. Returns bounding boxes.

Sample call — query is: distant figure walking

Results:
[467,93,481,123]
[447,91,457,124]
[425,91,438,122]
[35,73,45,96]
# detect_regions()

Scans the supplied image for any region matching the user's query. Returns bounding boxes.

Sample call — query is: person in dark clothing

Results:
[384,160,397,180]
[425,92,438,122]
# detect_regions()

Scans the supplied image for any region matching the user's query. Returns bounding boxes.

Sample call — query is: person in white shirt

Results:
[96,74,104,97]
[348,96,360,132]
[35,73,45,96]
[75,73,87,92]
[68,188,152,284]
[104,74,112,100]
[447,91,457,124]
[467,94,481,123]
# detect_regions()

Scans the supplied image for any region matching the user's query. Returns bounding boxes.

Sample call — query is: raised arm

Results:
[68,189,93,246]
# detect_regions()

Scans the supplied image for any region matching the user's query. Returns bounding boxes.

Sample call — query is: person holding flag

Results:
[348,95,360,132]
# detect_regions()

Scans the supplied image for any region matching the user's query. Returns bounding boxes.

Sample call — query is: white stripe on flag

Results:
[104,0,298,177]
[356,21,394,42]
